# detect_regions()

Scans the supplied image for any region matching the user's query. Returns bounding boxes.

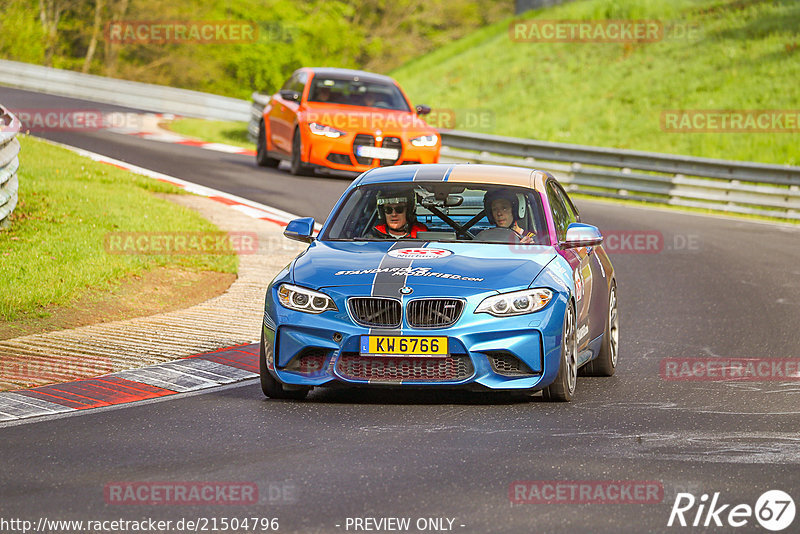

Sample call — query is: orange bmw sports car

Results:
[256,67,440,175]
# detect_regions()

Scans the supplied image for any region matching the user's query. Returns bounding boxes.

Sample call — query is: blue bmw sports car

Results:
[261,164,618,401]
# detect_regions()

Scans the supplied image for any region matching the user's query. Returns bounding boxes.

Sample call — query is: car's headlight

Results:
[278,284,338,314]
[410,134,438,147]
[475,288,552,317]
[308,122,345,138]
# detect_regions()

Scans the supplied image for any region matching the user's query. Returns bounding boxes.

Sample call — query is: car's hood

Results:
[292,241,557,292]
[300,104,434,134]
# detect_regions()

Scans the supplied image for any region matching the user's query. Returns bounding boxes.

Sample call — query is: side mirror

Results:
[279,90,301,102]
[415,104,431,116]
[284,217,315,243]
[562,223,603,248]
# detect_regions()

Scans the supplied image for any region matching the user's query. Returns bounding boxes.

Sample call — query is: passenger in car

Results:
[483,190,536,243]
[370,190,428,239]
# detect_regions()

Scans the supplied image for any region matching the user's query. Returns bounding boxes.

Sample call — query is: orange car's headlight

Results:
[410,134,438,147]
[309,122,345,138]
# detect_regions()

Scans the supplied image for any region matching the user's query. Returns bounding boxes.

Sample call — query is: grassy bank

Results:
[0,136,237,321]
[392,0,800,165]
[163,118,251,149]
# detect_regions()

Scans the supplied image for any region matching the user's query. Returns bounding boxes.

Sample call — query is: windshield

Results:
[307,76,411,112]
[322,182,550,245]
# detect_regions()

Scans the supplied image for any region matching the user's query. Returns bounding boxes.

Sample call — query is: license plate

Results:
[360,336,447,357]
[356,146,399,159]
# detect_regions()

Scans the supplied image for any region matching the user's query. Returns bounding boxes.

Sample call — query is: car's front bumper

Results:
[305,131,440,172]
[262,287,568,392]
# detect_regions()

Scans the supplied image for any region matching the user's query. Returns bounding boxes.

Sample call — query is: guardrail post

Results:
[0,106,21,229]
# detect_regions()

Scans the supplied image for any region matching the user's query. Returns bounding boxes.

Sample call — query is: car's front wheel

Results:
[543,303,577,402]
[289,128,313,176]
[256,121,280,168]
[259,331,310,400]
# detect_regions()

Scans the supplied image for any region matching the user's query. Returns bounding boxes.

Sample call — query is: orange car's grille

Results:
[353,134,374,165]
[352,134,403,167]
[380,137,402,166]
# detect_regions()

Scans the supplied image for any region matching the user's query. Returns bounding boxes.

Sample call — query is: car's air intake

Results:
[336,354,474,382]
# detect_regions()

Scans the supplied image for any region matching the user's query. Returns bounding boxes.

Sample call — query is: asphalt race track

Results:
[2,87,799,533]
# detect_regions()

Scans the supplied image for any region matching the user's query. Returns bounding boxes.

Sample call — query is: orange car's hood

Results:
[300,103,435,134]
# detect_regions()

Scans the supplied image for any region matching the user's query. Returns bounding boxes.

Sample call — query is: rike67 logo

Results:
[668,490,795,531]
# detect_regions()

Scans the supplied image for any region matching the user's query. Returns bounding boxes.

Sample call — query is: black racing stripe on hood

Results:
[368,241,412,335]
[413,164,454,182]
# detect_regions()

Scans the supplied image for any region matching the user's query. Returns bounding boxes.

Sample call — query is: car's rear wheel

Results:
[290,128,313,176]
[543,303,577,402]
[256,121,280,168]
[259,331,310,400]
[581,282,618,377]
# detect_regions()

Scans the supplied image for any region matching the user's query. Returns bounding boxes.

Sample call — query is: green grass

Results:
[162,118,253,149]
[0,136,237,320]
[392,0,800,165]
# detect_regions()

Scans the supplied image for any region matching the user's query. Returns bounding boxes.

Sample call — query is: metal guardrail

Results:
[0,106,21,228]
[248,93,800,220]
[0,59,251,122]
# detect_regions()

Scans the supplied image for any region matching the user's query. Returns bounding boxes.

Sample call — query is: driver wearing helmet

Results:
[371,190,428,239]
[484,189,536,243]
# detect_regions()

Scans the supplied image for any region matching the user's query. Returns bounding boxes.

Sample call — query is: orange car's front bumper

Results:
[304,131,440,172]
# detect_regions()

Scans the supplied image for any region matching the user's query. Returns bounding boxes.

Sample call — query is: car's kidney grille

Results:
[407,299,464,328]
[349,298,402,328]
[379,137,402,166]
[336,354,473,382]
[353,134,375,165]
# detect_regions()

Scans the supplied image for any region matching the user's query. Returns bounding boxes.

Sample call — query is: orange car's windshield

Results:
[307,77,411,112]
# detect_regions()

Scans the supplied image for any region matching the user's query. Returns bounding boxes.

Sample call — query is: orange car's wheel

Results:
[256,121,280,168]
[290,128,314,176]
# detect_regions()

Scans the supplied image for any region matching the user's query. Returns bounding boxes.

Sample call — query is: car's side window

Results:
[553,182,579,224]
[292,72,307,95]
[546,182,570,242]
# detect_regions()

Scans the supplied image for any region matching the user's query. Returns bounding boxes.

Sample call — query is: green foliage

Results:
[392,0,800,165]
[0,0,509,99]
[0,0,46,63]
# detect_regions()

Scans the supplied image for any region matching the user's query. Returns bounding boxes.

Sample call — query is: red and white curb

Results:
[49,139,322,232]
[107,112,256,156]
[0,344,260,423]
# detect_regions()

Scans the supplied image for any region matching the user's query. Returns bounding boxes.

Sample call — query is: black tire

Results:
[289,128,313,176]
[543,303,577,402]
[256,122,280,168]
[259,331,310,400]
[581,282,618,377]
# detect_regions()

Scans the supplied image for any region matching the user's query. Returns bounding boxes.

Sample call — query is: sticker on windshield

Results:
[387,248,452,259]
